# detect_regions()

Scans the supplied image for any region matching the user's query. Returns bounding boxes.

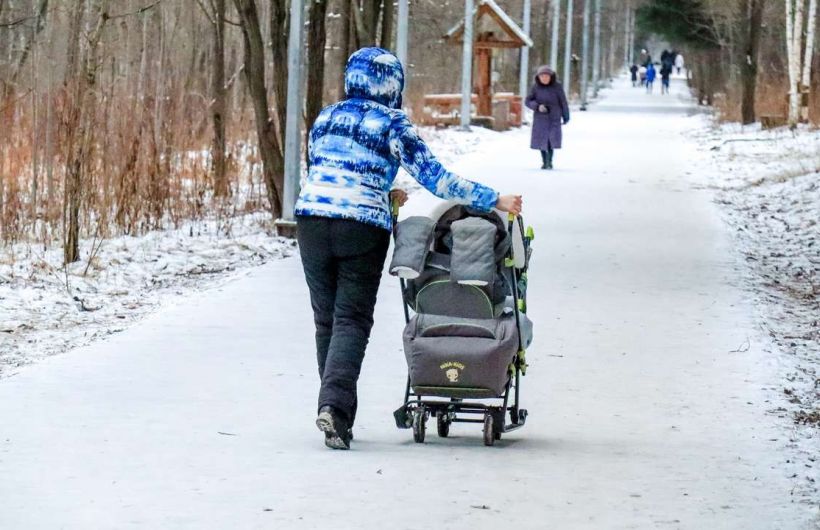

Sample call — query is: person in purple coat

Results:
[525,65,570,170]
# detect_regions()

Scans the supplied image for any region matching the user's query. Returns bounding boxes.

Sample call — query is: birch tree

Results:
[786,0,804,128]
[801,0,817,122]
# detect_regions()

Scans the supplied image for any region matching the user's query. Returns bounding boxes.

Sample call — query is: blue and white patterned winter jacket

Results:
[294,47,499,231]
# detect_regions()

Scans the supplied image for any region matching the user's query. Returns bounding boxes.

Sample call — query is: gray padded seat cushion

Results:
[449,217,498,287]
[415,281,495,319]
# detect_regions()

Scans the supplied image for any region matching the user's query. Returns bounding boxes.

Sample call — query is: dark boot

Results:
[546,149,554,169]
[540,150,548,169]
[316,406,352,450]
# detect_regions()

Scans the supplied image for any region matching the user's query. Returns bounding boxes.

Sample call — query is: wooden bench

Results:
[420,93,523,130]
[760,114,786,129]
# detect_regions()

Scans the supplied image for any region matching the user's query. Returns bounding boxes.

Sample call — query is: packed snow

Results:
[0,214,295,377]
[695,121,820,505]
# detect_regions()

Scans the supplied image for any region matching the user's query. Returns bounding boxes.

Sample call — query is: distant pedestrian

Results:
[675,53,685,75]
[525,65,570,170]
[630,64,639,87]
[639,65,647,85]
[660,63,672,94]
[645,63,656,93]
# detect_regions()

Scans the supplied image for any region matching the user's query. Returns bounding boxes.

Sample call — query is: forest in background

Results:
[0,0,818,263]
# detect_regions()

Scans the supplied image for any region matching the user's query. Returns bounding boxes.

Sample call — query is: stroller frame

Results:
[391,207,532,446]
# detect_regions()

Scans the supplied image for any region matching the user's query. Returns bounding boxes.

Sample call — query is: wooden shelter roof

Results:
[444,0,534,48]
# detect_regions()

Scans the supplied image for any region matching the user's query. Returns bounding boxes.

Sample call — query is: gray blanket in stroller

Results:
[389,216,436,279]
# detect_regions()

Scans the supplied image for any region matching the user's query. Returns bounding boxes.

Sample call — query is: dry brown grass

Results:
[715,74,819,127]
[0,82,265,248]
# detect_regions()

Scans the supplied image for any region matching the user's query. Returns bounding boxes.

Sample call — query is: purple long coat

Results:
[525,66,570,150]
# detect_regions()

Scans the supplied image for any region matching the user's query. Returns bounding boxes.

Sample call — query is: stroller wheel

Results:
[436,412,450,438]
[483,413,495,446]
[412,408,426,443]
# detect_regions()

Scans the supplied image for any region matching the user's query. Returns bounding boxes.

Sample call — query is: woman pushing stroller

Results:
[294,47,522,450]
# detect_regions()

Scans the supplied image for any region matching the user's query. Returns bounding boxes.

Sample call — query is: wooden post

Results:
[476,46,492,116]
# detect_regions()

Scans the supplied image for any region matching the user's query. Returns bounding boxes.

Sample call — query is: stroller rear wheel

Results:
[436,412,450,438]
[412,408,426,443]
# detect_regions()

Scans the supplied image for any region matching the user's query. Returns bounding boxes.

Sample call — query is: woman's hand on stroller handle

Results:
[389,189,409,208]
[496,194,523,216]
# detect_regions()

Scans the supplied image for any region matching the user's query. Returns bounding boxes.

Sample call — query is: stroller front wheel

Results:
[483,413,495,446]
[412,408,426,443]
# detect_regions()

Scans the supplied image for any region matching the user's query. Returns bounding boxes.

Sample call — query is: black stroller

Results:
[390,203,534,446]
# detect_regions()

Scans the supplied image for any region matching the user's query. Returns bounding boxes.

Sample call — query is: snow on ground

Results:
[0,214,295,377]
[0,127,494,378]
[696,122,820,505]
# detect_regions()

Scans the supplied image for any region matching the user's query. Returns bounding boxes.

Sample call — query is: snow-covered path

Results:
[1,78,814,529]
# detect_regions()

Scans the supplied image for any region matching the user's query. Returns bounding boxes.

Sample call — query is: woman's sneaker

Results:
[316,406,352,450]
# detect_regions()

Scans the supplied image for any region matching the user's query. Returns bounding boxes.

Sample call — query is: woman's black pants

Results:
[296,216,390,425]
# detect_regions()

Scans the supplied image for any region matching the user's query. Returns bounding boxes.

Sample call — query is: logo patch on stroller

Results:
[440,361,465,383]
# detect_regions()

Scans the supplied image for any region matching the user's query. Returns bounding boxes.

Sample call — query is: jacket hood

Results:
[534,65,558,86]
[344,47,404,109]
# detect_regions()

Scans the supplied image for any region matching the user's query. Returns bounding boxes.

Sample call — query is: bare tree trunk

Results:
[152,4,168,223]
[270,0,288,146]
[741,0,763,124]
[234,0,284,217]
[30,18,39,218]
[591,0,601,96]
[305,0,328,144]
[211,0,229,196]
[337,0,352,98]
[380,0,393,49]
[45,39,54,209]
[623,0,630,68]
[353,0,376,46]
[65,0,110,264]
